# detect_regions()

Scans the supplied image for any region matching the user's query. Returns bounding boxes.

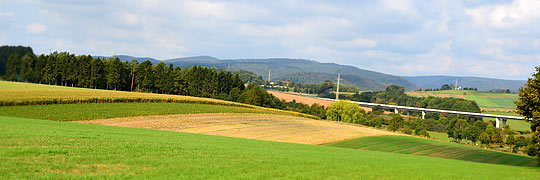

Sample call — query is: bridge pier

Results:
[502,119,507,128]
[407,111,410,116]
[496,118,500,128]
[394,108,399,114]
[421,111,425,119]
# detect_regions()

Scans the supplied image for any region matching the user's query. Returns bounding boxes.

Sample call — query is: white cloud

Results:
[379,0,419,16]
[26,23,47,34]
[466,0,540,28]
[340,38,377,48]
[0,12,15,19]
[238,17,352,38]
[119,12,140,26]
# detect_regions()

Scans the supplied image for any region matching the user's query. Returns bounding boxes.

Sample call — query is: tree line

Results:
[1,48,326,119]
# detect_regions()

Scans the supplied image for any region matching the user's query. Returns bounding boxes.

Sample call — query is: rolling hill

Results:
[97,55,528,91]
[101,55,418,91]
[402,76,526,91]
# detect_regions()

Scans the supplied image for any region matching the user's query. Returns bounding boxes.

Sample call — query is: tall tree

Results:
[5,54,21,81]
[515,65,540,162]
[90,58,105,89]
[105,57,123,90]
[20,53,36,82]
[128,60,138,92]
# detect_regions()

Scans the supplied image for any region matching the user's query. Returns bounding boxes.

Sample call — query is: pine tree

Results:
[5,54,21,81]
[20,53,36,82]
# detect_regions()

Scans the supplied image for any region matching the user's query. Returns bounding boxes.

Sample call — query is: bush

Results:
[326,101,366,123]
[414,128,430,138]
[387,115,404,132]
[400,126,412,134]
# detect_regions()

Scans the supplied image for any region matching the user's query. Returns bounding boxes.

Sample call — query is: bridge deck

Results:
[319,98,524,121]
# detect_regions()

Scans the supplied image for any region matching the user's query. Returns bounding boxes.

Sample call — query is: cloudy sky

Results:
[1,0,539,80]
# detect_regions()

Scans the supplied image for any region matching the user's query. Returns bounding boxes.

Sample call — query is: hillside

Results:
[220,58,419,91]
[101,55,418,91]
[326,135,537,167]
[402,76,526,91]
[3,116,540,179]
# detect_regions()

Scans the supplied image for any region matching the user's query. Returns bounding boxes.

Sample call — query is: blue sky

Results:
[1,0,539,80]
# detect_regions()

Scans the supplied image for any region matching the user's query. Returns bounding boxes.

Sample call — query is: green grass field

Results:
[0,103,266,121]
[407,90,518,109]
[2,116,539,179]
[325,136,537,167]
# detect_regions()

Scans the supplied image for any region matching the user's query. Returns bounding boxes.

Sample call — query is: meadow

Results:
[407,90,518,110]
[325,135,537,167]
[0,103,266,121]
[2,116,539,179]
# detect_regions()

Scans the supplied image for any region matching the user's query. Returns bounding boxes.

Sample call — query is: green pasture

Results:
[325,135,537,167]
[0,103,265,121]
[1,116,539,179]
[408,90,519,109]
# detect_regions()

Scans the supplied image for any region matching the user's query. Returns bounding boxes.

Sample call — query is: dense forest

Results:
[0,46,326,118]
[0,46,33,76]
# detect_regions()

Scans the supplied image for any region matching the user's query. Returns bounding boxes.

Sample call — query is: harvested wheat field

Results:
[269,91,373,112]
[78,113,397,145]
[269,91,334,107]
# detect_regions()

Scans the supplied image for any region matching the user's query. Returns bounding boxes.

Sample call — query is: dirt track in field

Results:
[269,91,373,112]
[78,113,397,145]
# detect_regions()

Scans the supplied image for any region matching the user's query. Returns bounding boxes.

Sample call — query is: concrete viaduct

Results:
[320,98,524,128]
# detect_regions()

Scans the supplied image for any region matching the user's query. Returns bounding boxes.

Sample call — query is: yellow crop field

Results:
[0,81,317,119]
[78,113,398,145]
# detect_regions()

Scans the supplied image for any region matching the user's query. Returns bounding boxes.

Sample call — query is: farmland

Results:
[78,113,396,145]
[0,103,266,121]
[268,90,334,107]
[325,135,537,167]
[2,116,540,179]
[269,90,374,112]
[0,81,315,119]
[407,90,518,111]
[1,81,539,178]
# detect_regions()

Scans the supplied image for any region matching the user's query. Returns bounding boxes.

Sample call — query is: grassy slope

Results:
[2,116,539,179]
[407,90,518,108]
[0,103,265,121]
[325,136,537,167]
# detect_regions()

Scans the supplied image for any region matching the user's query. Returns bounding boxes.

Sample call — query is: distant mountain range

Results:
[100,55,417,91]
[401,76,525,91]
[98,55,526,91]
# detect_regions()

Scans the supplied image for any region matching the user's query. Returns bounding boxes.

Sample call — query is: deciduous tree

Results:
[515,65,540,163]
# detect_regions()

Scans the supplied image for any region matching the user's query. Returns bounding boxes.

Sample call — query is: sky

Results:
[1,0,539,80]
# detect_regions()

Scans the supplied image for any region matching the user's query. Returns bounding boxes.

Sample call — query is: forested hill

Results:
[402,76,526,91]
[105,55,418,91]
[220,58,419,91]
